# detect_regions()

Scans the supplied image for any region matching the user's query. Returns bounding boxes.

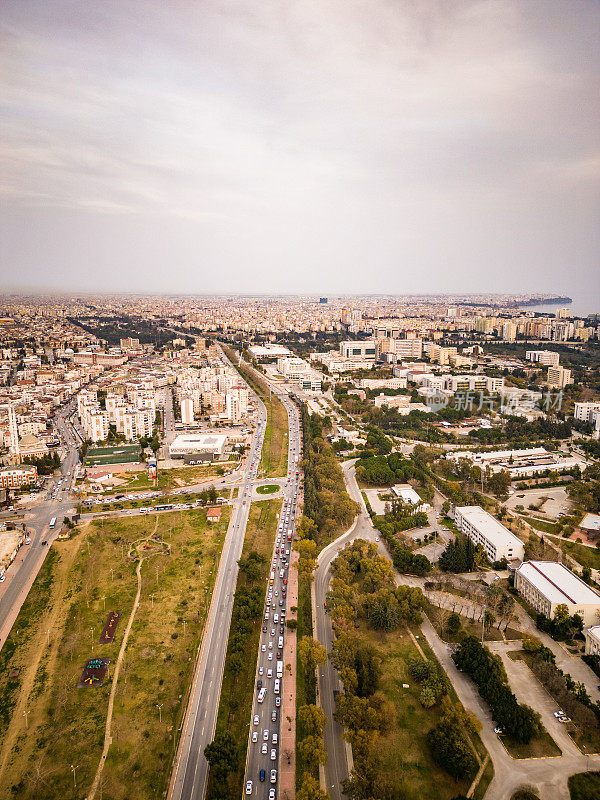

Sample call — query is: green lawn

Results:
[0,509,229,800]
[550,537,600,571]
[568,771,600,800]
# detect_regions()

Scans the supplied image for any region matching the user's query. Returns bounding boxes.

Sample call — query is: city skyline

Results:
[2,0,599,301]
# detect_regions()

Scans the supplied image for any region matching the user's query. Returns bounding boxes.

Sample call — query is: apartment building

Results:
[547,365,573,389]
[526,350,560,367]
[585,626,600,656]
[574,402,600,439]
[225,386,249,423]
[181,397,195,425]
[515,561,600,625]
[0,465,37,489]
[454,506,524,563]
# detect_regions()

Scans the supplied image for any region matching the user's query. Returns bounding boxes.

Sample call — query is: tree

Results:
[298,734,328,767]
[297,772,330,800]
[426,718,478,781]
[204,731,237,783]
[298,637,327,676]
[298,704,326,738]
[446,612,462,637]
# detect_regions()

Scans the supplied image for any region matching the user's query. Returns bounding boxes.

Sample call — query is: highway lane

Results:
[0,399,81,650]
[243,389,300,799]
[169,349,269,800]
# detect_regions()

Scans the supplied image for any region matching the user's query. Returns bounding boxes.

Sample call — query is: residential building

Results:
[515,561,600,626]
[526,350,560,367]
[454,506,525,563]
[0,465,37,489]
[181,397,195,425]
[574,402,600,439]
[547,364,572,389]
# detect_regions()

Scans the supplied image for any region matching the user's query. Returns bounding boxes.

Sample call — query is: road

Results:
[169,350,271,800]
[313,462,385,800]
[0,398,81,650]
[243,381,301,798]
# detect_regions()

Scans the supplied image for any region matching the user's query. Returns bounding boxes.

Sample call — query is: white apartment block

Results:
[339,341,378,360]
[515,561,600,626]
[547,365,573,390]
[574,402,600,440]
[526,350,560,367]
[225,386,249,423]
[454,506,525,563]
[181,397,195,425]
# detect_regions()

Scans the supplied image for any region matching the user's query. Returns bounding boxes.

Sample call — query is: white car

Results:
[252,731,258,743]
[270,749,277,760]
[262,644,266,652]
[245,780,253,795]
[263,729,269,741]
[253,715,259,726]
[261,743,268,754]
[259,666,264,675]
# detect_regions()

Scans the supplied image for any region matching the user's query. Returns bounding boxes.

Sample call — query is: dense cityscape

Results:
[0,293,599,800]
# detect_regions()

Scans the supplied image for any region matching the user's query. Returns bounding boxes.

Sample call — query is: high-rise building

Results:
[547,365,572,389]
[181,397,194,425]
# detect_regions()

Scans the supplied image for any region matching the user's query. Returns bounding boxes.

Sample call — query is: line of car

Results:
[245,403,301,798]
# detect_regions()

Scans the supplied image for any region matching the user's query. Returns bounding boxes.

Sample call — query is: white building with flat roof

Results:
[169,433,227,459]
[339,341,378,360]
[584,626,600,656]
[454,506,525,563]
[515,561,600,626]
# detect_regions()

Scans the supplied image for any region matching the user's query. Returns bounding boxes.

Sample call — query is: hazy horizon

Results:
[2,1,599,300]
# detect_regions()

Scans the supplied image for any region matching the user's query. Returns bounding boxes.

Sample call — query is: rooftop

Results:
[517,560,600,606]
[455,505,524,550]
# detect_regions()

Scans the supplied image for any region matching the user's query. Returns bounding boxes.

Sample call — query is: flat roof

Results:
[517,561,600,606]
[171,434,227,446]
[580,513,600,533]
[455,506,523,550]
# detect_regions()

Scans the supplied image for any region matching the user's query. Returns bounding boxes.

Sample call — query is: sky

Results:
[1,0,599,301]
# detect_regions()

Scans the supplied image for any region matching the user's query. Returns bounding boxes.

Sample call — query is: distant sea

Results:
[520,290,600,319]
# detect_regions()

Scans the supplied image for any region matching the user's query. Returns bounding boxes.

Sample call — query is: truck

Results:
[276,661,283,678]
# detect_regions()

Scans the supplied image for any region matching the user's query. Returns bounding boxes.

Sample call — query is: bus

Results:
[49,517,57,529]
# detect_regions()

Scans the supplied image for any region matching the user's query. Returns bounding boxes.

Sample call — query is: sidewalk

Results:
[279,550,298,799]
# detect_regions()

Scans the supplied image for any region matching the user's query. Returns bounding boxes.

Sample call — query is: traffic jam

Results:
[245,404,300,797]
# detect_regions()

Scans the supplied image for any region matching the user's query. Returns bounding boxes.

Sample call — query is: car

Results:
[270,769,277,784]
[259,666,264,675]
[271,628,276,636]
[553,710,565,718]
[262,644,266,652]
[268,653,273,661]
[494,726,505,735]
[253,715,259,726]
[259,769,266,782]
[271,710,277,721]
[263,729,269,741]
[272,733,278,744]
[375,537,380,542]
[557,715,571,723]
[261,743,267,754]
[283,578,287,585]
[245,780,253,794]
[257,680,262,690]
[269,789,276,800]
[275,696,281,707]
[270,749,277,760]
[268,641,273,649]
[277,650,282,659]
[262,625,267,632]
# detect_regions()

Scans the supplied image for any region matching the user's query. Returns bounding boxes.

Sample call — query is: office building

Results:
[169,433,227,459]
[339,341,378,360]
[515,561,600,626]
[454,506,524,563]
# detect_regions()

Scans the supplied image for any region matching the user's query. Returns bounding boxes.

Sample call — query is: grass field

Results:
[84,465,231,496]
[550,537,600,571]
[568,771,600,800]
[350,623,492,800]
[0,508,230,800]
[427,604,523,644]
[208,499,282,800]
[255,484,279,495]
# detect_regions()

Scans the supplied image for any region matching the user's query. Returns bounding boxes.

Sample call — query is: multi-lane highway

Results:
[243,392,301,798]
[169,351,270,800]
[0,398,81,649]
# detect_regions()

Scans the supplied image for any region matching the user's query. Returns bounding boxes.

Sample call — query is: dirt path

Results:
[0,533,84,784]
[86,515,159,800]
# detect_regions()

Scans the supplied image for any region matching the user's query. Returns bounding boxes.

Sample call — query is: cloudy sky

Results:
[1,0,599,301]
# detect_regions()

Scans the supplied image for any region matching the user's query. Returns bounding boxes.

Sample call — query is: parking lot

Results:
[506,486,571,519]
